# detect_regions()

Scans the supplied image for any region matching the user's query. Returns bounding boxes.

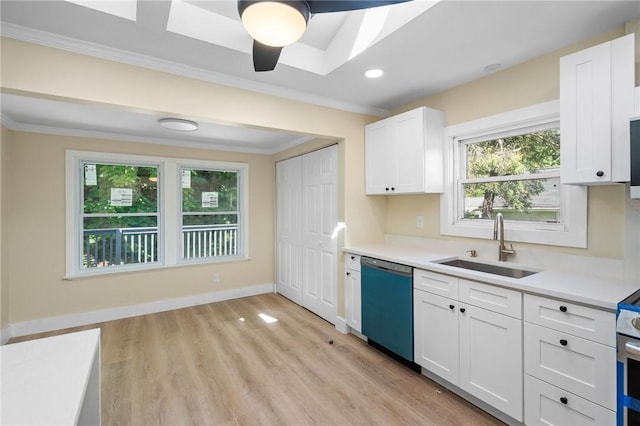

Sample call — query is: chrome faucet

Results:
[493,212,515,261]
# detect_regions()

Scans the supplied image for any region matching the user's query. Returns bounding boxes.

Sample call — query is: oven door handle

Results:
[625,341,640,357]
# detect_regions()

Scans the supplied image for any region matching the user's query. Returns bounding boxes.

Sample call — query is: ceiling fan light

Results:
[240,1,309,47]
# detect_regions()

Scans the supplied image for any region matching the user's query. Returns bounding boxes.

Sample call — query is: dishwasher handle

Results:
[361,257,413,277]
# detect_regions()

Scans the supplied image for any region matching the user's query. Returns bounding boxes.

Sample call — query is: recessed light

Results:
[159,118,199,132]
[484,63,502,72]
[365,69,384,79]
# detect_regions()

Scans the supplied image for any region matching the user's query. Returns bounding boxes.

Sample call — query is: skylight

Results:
[64,0,137,21]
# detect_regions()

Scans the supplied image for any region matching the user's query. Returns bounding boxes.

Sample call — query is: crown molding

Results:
[0,22,389,117]
[0,117,308,155]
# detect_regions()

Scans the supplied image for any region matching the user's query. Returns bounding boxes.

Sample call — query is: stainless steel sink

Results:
[439,259,538,279]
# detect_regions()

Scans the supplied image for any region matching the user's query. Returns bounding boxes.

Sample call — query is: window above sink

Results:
[440,101,587,248]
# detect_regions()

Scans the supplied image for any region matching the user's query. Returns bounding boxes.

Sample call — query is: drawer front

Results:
[524,375,615,426]
[345,254,361,271]
[524,322,616,409]
[524,294,616,346]
[458,279,522,318]
[413,269,459,299]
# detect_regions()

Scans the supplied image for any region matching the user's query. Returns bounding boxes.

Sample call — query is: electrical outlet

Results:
[213,272,220,283]
[416,215,424,228]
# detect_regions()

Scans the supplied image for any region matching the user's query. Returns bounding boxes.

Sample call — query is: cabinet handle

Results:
[560,397,568,405]
[391,187,396,191]
[350,255,355,260]
[559,305,567,312]
[596,170,604,177]
[385,187,390,191]
[346,272,351,276]
[449,304,455,310]
[460,307,466,313]
[560,339,568,346]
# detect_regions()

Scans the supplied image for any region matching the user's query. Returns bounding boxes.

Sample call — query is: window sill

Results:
[63,256,251,280]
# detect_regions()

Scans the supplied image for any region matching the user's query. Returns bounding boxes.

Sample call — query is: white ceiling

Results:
[1,0,639,153]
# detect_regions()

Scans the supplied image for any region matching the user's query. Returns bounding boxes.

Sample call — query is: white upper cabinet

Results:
[365,106,445,194]
[560,33,635,185]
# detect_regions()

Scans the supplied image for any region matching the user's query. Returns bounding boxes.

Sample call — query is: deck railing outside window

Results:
[83,224,238,268]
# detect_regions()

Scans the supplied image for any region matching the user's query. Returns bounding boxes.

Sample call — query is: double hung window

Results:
[441,101,587,247]
[66,151,248,277]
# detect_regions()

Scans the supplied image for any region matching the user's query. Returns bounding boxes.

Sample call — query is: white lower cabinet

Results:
[345,254,361,333]
[525,375,616,426]
[413,271,523,422]
[459,304,523,420]
[413,290,459,384]
[524,322,616,410]
[523,294,616,425]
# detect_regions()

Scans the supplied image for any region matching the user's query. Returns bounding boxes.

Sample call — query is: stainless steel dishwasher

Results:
[361,257,418,370]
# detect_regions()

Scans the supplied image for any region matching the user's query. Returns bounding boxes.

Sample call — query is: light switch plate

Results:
[416,215,424,228]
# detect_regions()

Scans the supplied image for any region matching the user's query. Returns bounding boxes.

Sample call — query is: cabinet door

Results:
[393,108,426,194]
[345,269,361,332]
[560,34,634,184]
[365,120,395,194]
[459,305,523,421]
[524,375,615,426]
[413,290,459,384]
[560,40,612,184]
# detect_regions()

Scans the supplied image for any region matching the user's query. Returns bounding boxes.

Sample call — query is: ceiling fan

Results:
[238,0,412,72]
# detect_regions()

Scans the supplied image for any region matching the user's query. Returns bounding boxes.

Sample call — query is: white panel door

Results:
[560,40,612,184]
[413,290,459,384]
[302,145,338,323]
[459,304,523,421]
[275,157,303,305]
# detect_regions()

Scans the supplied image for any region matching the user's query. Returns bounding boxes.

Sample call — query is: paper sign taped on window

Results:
[202,192,219,208]
[85,164,97,186]
[182,169,191,189]
[110,188,133,207]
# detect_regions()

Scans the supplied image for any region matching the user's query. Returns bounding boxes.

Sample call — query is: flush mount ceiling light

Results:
[158,118,199,132]
[365,68,384,79]
[237,0,412,72]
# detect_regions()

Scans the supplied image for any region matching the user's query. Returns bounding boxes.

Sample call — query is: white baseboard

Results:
[334,316,349,334]
[1,325,10,345]
[9,283,275,339]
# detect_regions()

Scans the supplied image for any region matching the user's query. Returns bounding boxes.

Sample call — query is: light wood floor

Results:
[10,293,505,425]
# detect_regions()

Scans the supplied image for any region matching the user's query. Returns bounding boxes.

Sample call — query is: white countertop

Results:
[345,244,640,311]
[1,328,101,425]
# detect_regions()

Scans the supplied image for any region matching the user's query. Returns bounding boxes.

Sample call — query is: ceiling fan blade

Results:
[252,40,283,72]
[307,0,412,14]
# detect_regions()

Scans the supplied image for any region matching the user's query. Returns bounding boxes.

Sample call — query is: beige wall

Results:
[384,27,628,259]
[4,130,275,322]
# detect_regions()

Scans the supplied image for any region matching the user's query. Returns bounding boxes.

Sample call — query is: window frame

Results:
[66,150,249,278]
[440,100,587,248]
[178,165,243,264]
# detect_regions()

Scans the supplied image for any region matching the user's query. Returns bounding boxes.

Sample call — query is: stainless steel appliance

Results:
[617,289,640,425]
[360,257,418,371]
[631,117,640,199]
